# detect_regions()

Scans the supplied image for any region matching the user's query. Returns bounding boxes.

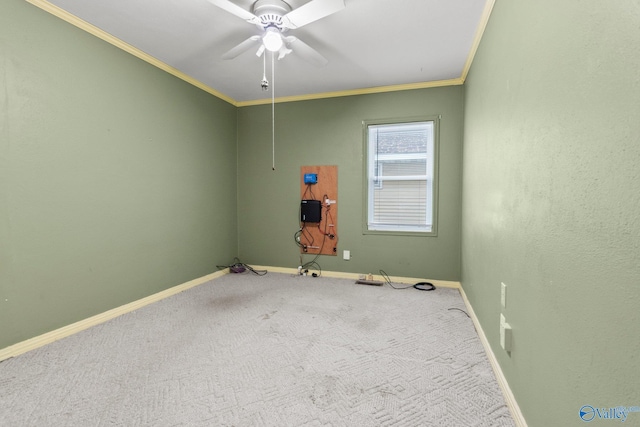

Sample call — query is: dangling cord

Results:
[271,51,276,171]
[262,53,267,88]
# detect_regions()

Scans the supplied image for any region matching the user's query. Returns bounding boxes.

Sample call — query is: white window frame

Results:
[363,117,439,236]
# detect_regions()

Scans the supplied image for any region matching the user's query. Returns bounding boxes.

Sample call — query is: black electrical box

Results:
[300,200,322,223]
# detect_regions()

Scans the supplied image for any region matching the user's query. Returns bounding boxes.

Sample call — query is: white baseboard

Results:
[0,270,228,362]
[1,267,458,361]
[252,265,461,289]
[459,287,528,427]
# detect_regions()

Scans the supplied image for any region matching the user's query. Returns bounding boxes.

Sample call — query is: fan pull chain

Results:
[271,51,275,171]
[261,53,268,90]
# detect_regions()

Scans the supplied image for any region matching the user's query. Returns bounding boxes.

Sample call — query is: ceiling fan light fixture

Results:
[263,27,283,52]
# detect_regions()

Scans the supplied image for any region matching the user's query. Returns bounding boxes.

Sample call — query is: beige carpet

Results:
[0,272,514,426]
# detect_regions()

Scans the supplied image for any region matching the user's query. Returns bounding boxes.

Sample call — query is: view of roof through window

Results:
[372,122,431,155]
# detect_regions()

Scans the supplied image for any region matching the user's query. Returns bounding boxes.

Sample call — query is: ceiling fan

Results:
[209,0,345,67]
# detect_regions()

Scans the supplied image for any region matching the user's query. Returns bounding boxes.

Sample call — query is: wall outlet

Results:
[343,250,350,260]
[501,282,507,308]
[500,313,513,352]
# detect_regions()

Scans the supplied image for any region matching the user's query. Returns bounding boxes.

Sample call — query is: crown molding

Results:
[26,0,492,106]
[25,0,237,105]
[460,0,496,82]
[236,78,465,107]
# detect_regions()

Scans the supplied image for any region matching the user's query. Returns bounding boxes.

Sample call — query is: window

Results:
[364,117,438,235]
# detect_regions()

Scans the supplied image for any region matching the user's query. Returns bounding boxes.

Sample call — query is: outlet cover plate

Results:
[500,313,512,352]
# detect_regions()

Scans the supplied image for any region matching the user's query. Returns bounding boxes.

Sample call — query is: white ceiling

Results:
[40,0,493,105]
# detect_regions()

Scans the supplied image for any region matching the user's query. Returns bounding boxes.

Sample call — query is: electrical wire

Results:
[300,260,322,277]
[379,269,436,291]
[294,228,305,249]
[448,308,470,318]
[299,209,329,274]
[296,189,340,272]
[271,51,275,171]
[299,226,326,272]
[244,263,268,276]
[321,195,338,252]
[380,270,414,289]
[413,282,436,291]
[301,184,316,201]
[216,257,267,276]
[301,225,315,250]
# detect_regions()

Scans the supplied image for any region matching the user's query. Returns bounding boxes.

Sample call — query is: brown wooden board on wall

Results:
[299,165,338,256]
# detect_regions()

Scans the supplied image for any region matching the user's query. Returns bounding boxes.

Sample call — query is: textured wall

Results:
[237,88,464,280]
[462,1,640,426]
[0,0,238,348]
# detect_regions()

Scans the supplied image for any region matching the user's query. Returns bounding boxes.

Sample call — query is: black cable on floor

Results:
[380,270,436,291]
[448,308,471,318]
[217,257,267,276]
[413,282,436,291]
[380,270,413,289]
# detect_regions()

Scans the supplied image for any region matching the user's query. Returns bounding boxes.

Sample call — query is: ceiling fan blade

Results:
[208,0,261,25]
[281,0,345,29]
[284,36,328,67]
[222,35,261,59]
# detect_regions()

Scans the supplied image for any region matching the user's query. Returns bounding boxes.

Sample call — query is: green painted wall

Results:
[462,1,640,426]
[0,0,238,349]
[7,1,637,424]
[237,87,464,280]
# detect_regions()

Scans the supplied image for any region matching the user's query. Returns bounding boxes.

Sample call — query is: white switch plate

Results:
[501,282,507,308]
[343,250,350,260]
